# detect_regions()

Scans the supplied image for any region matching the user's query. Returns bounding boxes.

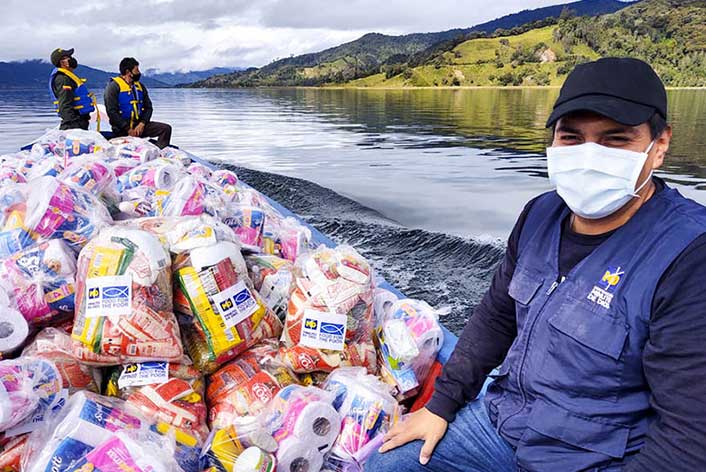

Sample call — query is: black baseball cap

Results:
[50,48,74,67]
[546,57,667,128]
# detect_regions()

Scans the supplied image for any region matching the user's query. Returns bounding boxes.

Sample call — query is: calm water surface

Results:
[2,88,705,331]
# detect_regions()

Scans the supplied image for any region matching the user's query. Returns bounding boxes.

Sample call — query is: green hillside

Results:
[348,0,706,88]
[193,0,630,88]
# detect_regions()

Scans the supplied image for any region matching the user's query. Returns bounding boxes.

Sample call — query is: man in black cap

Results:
[366,57,706,471]
[104,57,172,148]
[48,48,95,130]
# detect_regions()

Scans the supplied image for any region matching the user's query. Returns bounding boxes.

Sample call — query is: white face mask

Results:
[546,140,655,219]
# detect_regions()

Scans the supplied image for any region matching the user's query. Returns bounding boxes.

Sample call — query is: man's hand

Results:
[379,407,448,465]
[134,122,145,137]
[128,127,138,137]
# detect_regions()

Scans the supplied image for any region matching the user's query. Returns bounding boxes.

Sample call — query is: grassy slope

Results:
[347,0,706,88]
[349,27,598,87]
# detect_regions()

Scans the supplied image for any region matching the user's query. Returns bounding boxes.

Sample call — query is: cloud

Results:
[1,0,576,72]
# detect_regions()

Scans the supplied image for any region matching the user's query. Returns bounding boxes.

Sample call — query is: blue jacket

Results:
[48,68,95,116]
[112,76,145,128]
[485,188,706,471]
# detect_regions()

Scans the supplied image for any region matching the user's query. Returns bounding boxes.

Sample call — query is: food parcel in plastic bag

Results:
[0,184,35,258]
[0,357,62,434]
[199,416,278,472]
[246,255,294,322]
[210,169,239,199]
[262,385,341,472]
[31,129,110,163]
[261,216,312,263]
[58,157,117,203]
[159,175,227,219]
[109,136,160,164]
[172,221,280,373]
[22,176,112,253]
[279,245,376,374]
[105,360,209,443]
[22,391,184,472]
[222,205,267,253]
[71,226,183,364]
[374,294,444,400]
[22,328,101,393]
[0,434,28,471]
[322,367,401,471]
[0,239,76,327]
[207,341,299,429]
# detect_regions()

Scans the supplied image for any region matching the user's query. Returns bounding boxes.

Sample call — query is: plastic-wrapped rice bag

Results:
[279,245,376,374]
[262,385,342,472]
[0,239,76,327]
[0,357,61,433]
[22,328,101,393]
[207,341,299,429]
[322,367,401,472]
[22,391,184,472]
[374,296,444,400]
[105,360,209,443]
[173,233,280,373]
[71,226,183,364]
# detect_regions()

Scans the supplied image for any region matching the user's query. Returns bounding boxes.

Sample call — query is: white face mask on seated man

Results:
[546,139,655,220]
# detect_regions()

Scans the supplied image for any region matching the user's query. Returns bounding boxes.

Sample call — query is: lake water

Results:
[2,87,705,332]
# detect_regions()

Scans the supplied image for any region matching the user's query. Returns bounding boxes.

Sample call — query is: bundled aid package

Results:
[374,294,444,399]
[322,367,401,471]
[262,385,341,472]
[71,226,184,364]
[22,328,101,393]
[22,391,184,472]
[171,220,281,373]
[246,255,295,321]
[279,245,376,374]
[207,341,299,429]
[0,357,62,433]
[199,416,278,472]
[105,360,209,443]
[0,239,77,327]
[22,176,112,252]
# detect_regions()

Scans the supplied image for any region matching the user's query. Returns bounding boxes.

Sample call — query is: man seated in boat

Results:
[366,57,706,471]
[104,57,172,148]
[48,48,95,130]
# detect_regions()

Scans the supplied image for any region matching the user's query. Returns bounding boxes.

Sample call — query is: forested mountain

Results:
[193,0,632,87]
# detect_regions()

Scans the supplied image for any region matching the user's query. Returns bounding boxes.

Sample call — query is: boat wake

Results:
[225,164,506,334]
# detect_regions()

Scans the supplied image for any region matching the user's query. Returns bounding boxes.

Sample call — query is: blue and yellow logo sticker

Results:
[88,287,100,299]
[220,298,234,311]
[597,266,624,293]
[304,318,318,330]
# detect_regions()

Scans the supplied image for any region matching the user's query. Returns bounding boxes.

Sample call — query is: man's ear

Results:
[652,125,672,170]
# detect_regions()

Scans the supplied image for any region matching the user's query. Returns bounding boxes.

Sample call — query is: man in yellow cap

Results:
[48,48,95,130]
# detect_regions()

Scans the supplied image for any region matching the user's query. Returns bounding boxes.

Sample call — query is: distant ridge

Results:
[0,59,169,90]
[145,67,245,86]
[193,0,634,87]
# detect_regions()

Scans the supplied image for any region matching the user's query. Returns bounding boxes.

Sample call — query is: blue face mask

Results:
[546,140,655,219]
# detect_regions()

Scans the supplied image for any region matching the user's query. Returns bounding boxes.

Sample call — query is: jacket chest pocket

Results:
[537,298,629,402]
[508,267,544,330]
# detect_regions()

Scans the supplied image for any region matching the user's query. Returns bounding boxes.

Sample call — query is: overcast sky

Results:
[4,0,582,73]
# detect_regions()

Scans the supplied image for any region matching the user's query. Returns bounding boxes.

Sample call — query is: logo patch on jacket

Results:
[587,266,624,309]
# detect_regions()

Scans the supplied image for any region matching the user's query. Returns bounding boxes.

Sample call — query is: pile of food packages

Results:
[0,129,446,472]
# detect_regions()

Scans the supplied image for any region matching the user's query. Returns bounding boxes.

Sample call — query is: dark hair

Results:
[648,112,668,140]
[119,57,139,75]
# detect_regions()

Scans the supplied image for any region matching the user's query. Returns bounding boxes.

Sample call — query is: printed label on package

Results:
[300,309,347,351]
[85,274,132,318]
[213,280,259,329]
[118,362,169,389]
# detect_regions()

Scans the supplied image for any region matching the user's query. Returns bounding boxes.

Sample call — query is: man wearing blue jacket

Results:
[366,57,706,471]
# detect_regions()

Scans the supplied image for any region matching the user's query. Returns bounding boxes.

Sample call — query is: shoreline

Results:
[184,85,706,91]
